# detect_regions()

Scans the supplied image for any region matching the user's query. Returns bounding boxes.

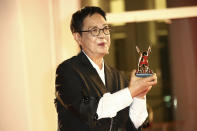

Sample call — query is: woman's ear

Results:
[73,33,82,45]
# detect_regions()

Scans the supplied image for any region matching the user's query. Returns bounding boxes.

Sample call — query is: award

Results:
[135,46,153,77]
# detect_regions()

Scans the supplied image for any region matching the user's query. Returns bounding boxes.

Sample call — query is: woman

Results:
[55,6,157,131]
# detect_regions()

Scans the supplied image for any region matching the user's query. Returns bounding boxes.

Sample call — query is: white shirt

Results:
[84,52,148,129]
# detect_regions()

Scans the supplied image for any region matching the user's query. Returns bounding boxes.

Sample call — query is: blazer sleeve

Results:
[55,62,99,126]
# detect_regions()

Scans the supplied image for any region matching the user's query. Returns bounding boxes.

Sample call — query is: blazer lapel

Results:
[78,52,108,95]
[104,63,114,93]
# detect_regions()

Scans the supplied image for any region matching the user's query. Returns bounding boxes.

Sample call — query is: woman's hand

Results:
[128,70,157,98]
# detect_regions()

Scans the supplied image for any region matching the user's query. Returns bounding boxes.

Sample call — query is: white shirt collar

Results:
[82,51,105,85]
[82,50,104,71]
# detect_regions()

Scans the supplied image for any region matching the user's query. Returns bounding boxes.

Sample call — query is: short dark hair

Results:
[70,6,106,35]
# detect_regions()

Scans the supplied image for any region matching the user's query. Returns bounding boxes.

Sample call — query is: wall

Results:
[0,0,79,130]
[168,17,197,131]
[167,0,197,130]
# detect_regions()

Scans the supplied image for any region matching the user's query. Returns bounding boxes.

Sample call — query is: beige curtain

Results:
[0,0,80,131]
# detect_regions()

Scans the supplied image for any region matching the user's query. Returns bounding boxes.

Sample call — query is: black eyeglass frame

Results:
[77,25,111,36]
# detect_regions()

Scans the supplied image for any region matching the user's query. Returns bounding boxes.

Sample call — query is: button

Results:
[82,97,89,104]
[84,97,89,104]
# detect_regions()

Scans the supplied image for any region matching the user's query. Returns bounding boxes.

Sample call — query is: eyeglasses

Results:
[78,25,111,36]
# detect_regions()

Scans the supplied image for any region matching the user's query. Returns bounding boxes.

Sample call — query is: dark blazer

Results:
[55,52,139,131]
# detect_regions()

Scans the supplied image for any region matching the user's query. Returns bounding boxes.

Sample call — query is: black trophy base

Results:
[136,73,153,78]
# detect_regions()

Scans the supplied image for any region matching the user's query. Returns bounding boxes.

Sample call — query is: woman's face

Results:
[77,13,111,58]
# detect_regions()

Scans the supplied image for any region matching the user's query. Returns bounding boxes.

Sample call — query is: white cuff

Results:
[97,88,133,119]
[129,97,148,129]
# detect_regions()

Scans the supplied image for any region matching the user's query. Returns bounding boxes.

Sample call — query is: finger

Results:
[147,79,157,86]
[143,74,157,82]
[139,86,150,94]
[153,73,157,76]
[143,86,152,93]
[147,86,152,91]
[136,87,151,97]
[131,69,136,77]
[142,86,152,95]
[130,69,139,81]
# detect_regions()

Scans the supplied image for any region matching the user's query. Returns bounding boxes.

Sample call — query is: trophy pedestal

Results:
[136,73,152,78]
